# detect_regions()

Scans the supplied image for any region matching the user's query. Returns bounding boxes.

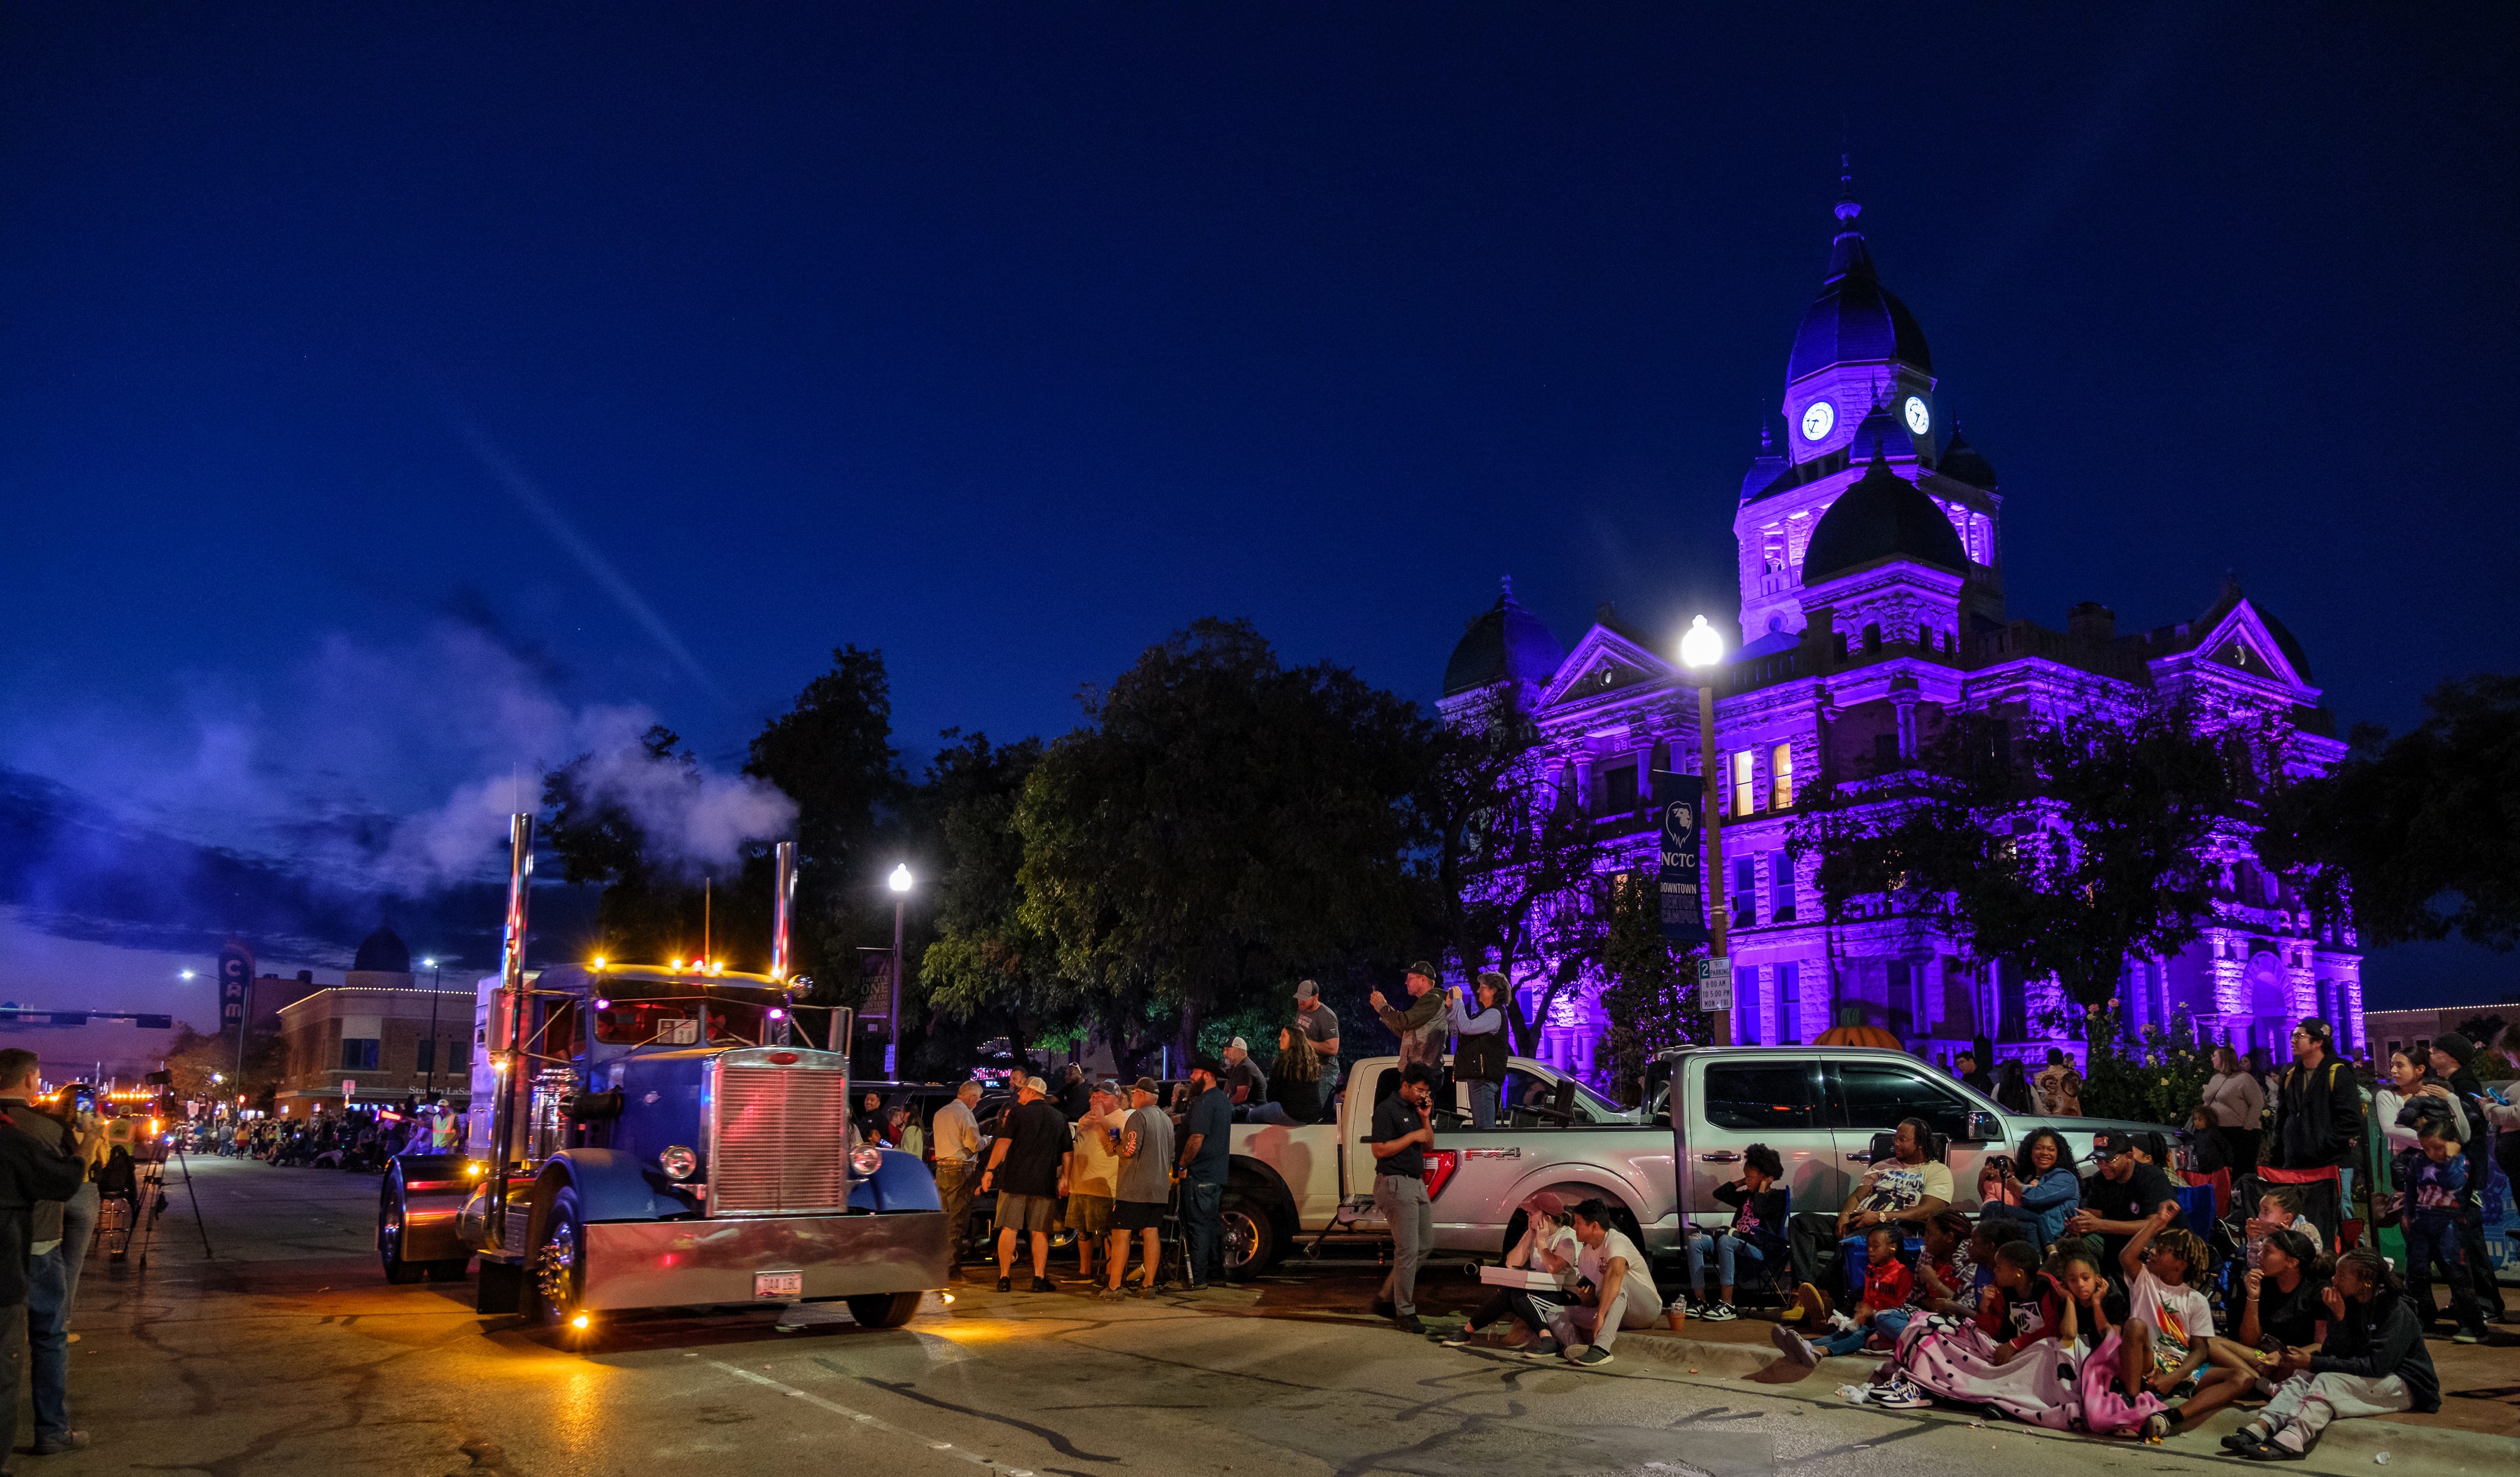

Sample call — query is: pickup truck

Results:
[1217,1045,2180,1280]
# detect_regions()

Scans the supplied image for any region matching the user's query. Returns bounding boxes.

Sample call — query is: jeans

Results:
[1466,1079,1499,1130]
[1242,1103,1300,1128]
[1786,1212,1844,1306]
[59,1184,99,1320]
[1548,1280,1662,1353]
[0,1296,23,1463]
[1376,1173,1432,1317]
[1182,1179,1224,1284]
[2407,1214,2484,1333]
[27,1246,69,1443]
[1812,1306,1912,1357]
[1686,1231,1762,1294]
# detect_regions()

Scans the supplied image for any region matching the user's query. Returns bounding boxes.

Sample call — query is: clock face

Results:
[1800,400,1835,442]
[1902,395,1931,436]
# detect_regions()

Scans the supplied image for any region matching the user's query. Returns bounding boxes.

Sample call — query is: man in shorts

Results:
[981,1076,1070,1292]
[1106,1077,1176,1298]
[1063,1083,1123,1282]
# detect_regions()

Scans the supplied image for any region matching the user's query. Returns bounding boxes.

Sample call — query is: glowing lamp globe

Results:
[1679,615,1724,670]
[888,864,913,895]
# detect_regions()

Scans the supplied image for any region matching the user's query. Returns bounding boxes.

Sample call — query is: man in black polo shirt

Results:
[2067,1128,2188,1273]
[1370,1062,1437,1334]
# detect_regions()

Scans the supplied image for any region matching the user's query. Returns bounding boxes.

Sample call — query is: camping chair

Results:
[1695,1189,1795,1312]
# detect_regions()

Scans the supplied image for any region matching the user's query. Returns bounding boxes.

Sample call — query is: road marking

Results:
[705,1358,1030,1474]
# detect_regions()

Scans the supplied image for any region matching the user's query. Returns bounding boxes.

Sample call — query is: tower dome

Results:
[352,922,411,974]
[1785,180,1931,386]
[1443,579,1566,696]
[1934,426,1998,489]
[1801,452,1968,583]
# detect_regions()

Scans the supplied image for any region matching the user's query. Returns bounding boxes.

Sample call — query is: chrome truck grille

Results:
[707,1046,853,1215]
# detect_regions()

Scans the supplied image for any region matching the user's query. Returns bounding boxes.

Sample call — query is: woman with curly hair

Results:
[2001,1126,2080,1250]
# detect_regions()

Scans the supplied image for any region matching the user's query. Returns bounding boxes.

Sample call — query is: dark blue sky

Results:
[3,5,2515,1008]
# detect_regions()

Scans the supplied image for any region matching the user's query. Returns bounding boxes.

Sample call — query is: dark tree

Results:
[542,724,720,963]
[745,646,908,986]
[1789,703,2262,1015]
[912,729,1059,1072]
[2260,675,2520,952]
[1419,693,1618,1056]
[1014,619,1427,1061]
[1595,873,1703,1105]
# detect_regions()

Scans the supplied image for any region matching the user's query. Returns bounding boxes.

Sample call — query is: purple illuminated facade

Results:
[1441,179,2360,1083]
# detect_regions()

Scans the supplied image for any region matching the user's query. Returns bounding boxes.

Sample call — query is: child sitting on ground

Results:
[2225,1249,2441,1462]
[1858,1238,2078,1420]
[2079,1213,2214,1434]
[1786,1224,1912,1361]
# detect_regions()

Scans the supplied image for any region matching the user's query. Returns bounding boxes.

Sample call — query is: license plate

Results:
[754,1270,803,1301]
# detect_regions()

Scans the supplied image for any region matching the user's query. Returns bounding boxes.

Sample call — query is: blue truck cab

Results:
[379,958,947,1336]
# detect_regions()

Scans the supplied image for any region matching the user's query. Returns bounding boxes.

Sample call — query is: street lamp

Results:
[421,958,444,1096]
[1680,615,1732,1046]
[178,969,195,981]
[887,864,912,1077]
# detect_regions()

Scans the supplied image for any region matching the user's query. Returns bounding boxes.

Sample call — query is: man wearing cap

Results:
[2066,1129,2188,1275]
[1369,1061,1440,1334]
[1370,962,1448,1078]
[2273,1018,2362,1172]
[1105,1077,1175,1298]
[1219,1037,1268,1112]
[2428,1032,2510,1324]
[980,1076,1069,1294]
[1292,980,1342,1094]
[1176,1058,1233,1287]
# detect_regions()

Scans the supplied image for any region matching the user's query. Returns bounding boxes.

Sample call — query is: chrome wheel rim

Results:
[535,1224,578,1315]
[1220,1208,1261,1271]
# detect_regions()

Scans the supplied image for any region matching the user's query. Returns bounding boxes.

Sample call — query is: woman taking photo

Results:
[2202,1044,2266,1172]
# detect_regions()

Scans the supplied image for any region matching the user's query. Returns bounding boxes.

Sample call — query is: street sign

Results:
[340,1078,356,1100]
[1695,958,1732,1012]
[1652,773,1710,947]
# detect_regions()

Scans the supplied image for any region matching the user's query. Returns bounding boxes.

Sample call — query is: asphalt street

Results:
[26,1156,2500,1476]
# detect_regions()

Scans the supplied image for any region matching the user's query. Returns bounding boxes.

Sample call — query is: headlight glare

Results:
[659,1145,699,1180]
[849,1146,884,1177]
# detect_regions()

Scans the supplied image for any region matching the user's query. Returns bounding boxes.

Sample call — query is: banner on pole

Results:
[218,939,255,1029]
[1652,772,1709,947]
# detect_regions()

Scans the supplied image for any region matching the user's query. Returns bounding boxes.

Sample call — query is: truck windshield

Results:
[593,997,773,1045]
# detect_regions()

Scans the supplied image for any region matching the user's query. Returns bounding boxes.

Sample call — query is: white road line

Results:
[704,1359,1032,1477]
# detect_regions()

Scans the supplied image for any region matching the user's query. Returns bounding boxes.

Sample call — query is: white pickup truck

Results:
[1217,1045,2180,1279]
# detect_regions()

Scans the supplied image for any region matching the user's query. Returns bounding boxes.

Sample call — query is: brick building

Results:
[271,925,474,1116]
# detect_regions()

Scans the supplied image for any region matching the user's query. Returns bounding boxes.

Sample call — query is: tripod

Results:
[136,1135,213,1269]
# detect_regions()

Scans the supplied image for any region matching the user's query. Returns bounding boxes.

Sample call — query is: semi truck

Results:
[377,820,948,1337]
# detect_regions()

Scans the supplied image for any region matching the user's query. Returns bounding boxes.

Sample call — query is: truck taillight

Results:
[1424,1149,1459,1200]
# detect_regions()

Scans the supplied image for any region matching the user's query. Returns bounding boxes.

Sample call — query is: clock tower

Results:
[1734,166,2003,649]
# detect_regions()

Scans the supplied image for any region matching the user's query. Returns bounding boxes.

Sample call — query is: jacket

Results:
[1376,988,1447,1073]
[0,1099,73,1246]
[1449,994,1507,1083]
[2311,1288,2440,1413]
[2274,1055,2362,1170]
[2202,1070,2267,1130]
[0,1107,88,1305]
[2015,1166,2082,1247]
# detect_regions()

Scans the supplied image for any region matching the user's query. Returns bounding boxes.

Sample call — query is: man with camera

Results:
[0,1049,94,1460]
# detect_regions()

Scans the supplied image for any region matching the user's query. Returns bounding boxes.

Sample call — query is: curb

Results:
[1609,1329,2513,1471]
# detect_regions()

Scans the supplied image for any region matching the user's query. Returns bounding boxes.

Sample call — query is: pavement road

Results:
[32,1156,2501,1476]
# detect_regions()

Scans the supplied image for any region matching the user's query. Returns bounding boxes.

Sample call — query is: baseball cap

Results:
[1024,1076,1051,1096]
[1130,1076,1161,1096]
[2295,1017,2332,1044]
[1520,1190,1566,1219]
[1405,960,1439,982]
[2434,1032,2477,1068]
[1294,979,1320,1001]
[2086,1129,2136,1161]
[1191,1055,1224,1076]
[1227,1036,1249,1051]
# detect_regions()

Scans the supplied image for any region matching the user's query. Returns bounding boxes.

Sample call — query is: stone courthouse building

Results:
[1440,179,2360,1083]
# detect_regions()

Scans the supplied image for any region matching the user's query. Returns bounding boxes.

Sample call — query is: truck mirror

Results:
[1964,1110,2001,1144]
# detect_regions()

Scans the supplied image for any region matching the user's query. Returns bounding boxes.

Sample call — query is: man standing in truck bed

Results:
[1370,962,1447,1077]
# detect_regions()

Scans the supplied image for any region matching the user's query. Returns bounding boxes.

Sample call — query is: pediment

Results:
[1539,622,1676,709]
[2189,599,2311,692]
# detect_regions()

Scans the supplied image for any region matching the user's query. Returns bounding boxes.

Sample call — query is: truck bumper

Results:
[578,1211,950,1311]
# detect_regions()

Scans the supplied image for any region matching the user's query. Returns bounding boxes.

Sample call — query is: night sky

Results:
[3,4,2514,1016]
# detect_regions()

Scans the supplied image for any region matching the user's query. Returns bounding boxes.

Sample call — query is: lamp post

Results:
[421,957,442,1096]
[887,864,913,1077]
[1680,615,1732,1046]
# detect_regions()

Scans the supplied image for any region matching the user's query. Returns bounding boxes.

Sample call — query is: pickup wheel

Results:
[377,1173,424,1284]
[1219,1191,1280,1280]
[847,1292,923,1329]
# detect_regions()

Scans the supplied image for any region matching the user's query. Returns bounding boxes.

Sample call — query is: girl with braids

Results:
[2226,1248,2440,1462]
[2147,1227,2328,1438]
[1858,1240,2083,1420]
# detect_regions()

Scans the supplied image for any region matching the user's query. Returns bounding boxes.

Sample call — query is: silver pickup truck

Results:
[1218,1045,2180,1278]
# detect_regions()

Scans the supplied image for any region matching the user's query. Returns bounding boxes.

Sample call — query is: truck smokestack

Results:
[771,840,797,981]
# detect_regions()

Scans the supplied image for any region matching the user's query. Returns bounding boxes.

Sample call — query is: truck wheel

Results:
[531,1188,587,1331]
[378,1174,424,1284]
[846,1292,923,1329]
[1219,1194,1278,1280]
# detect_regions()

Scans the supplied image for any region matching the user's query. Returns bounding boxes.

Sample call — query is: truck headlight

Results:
[849,1146,884,1177]
[659,1145,699,1180]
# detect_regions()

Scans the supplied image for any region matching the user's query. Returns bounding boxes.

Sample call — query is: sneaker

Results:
[1030,1277,1058,1293]
[1520,1338,1562,1360]
[1125,1281,1154,1299]
[996,1275,1013,1292]
[28,1432,88,1455]
[1699,1301,1739,1322]
[2239,1439,2305,1462]
[1869,1381,1933,1410]
[1372,1297,1396,1318]
[1394,1313,1426,1335]
[1095,1285,1124,1301]
[2222,1428,2269,1453]
[2453,1329,2482,1345]
[1438,1327,1479,1348]
[2139,1413,2172,1442]
[1788,1282,1826,1324]
[1565,1345,1614,1367]
[1769,1322,1818,1368]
